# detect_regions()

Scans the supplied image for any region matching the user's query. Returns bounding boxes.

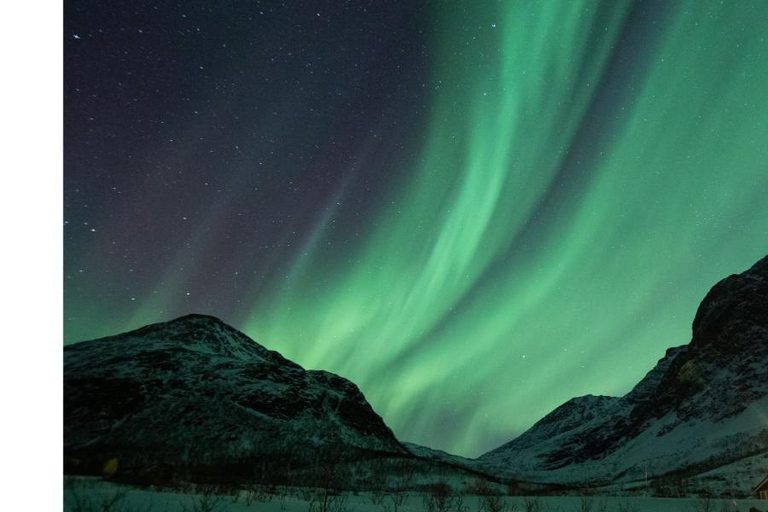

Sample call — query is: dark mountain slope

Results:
[64,314,406,480]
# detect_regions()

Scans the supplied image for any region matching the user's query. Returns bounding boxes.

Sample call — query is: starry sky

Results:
[64,0,768,457]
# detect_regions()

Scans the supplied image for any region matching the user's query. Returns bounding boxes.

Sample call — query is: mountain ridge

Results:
[476,255,768,494]
[64,313,407,481]
[63,255,768,495]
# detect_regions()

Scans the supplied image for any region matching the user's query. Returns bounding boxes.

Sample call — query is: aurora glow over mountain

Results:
[64,0,768,457]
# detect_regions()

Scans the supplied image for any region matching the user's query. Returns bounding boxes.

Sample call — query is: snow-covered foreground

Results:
[63,479,768,512]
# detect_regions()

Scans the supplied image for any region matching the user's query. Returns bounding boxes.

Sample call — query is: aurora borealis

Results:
[64,0,768,457]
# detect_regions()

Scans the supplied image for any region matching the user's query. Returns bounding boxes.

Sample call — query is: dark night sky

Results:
[65,0,430,330]
[64,0,768,456]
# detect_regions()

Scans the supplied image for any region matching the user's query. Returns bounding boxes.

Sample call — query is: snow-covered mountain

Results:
[478,255,768,494]
[64,255,768,494]
[64,314,406,478]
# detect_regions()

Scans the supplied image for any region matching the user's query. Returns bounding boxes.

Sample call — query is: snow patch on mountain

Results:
[478,255,768,495]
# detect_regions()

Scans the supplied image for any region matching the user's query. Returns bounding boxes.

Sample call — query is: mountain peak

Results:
[167,313,230,325]
[130,312,237,335]
[691,255,768,352]
[478,254,768,493]
[111,313,281,362]
[64,315,405,479]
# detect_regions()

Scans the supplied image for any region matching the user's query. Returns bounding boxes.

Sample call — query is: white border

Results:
[0,1,63,509]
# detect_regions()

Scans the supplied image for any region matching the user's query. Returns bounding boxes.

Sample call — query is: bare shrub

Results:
[455,493,467,512]
[479,493,507,512]
[306,488,349,512]
[180,484,223,512]
[522,497,542,512]
[304,465,351,512]
[690,493,714,512]
[278,491,289,512]
[423,483,462,512]
[227,489,240,504]
[573,497,592,512]
[384,492,410,512]
[369,489,387,506]
[244,486,275,506]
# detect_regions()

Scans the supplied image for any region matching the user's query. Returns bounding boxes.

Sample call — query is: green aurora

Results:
[65,0,768,456]
[245,1,768,456]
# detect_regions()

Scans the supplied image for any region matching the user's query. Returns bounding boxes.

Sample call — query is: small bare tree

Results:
[244,485,276,506]
[384,492,409,512]
[479,493,507,512]
[423,483,459,512]
[574,496,592,512]
[306,487,349,512]
[369,488,387,507]
[304,464,351,512]
[180,484,223,512]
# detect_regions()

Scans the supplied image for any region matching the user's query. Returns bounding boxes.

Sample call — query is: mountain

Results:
[478,255,768,495]
[64,255,768,493]
[64,314,406,481]
[403,442,479,469]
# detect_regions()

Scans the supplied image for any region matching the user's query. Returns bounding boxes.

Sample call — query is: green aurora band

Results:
[66,0,768,457]
[243,1,768,456]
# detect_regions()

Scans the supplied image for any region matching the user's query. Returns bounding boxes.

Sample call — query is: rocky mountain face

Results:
[478,255,768,494]
[64,314,406,480]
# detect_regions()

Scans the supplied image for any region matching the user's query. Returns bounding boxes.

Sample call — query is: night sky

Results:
[64,0,768,457]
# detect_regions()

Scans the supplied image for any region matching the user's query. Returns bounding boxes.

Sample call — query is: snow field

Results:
[63,479,768,512]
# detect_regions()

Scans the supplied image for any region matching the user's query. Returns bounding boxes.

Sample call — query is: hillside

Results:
[64,314,407,482]
[478,256,768,495]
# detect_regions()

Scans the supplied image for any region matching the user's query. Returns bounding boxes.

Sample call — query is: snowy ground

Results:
[63,479,768,512]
